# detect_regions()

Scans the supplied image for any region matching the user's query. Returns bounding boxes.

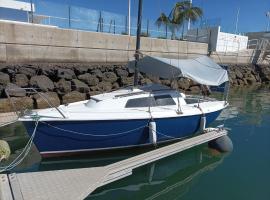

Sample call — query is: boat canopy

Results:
[128,56,229,86]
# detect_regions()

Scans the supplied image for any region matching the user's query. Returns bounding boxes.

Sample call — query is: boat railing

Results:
[4,88,66,122]
[185,95,216,105]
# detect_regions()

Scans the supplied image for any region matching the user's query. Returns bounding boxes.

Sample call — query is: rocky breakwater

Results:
[0,63,269,113]
[228,64,270,86]
[0,64,135,112]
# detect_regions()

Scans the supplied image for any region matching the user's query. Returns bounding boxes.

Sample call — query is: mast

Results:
[133,0,143,86]
[128,0,131,35]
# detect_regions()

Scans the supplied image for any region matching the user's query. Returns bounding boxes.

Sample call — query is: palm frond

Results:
[155,13,170,27]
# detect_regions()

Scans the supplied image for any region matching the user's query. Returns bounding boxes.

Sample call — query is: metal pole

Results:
[68,6,71,28]
[187,0,192,30]
[30,0,33,23]
[147,19,149,36]
[125,15,128,34]
[234,8,240,34]
[128,0,131,35]
[133,0,143,87]
[266,11,270,31]
[113,20,116,34]
[166,24,168,38]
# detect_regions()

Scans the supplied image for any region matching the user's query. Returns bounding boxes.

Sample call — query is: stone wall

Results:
[0,63,269,112]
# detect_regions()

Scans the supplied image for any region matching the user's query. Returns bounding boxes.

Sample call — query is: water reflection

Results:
[228,87,270,126]
[87,147,225,200]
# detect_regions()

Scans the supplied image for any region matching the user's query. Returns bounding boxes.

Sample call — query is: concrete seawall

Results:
[0,21,208,63]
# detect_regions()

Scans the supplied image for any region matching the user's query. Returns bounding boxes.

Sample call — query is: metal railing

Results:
[0,0,221,42]
[5,88,66,119]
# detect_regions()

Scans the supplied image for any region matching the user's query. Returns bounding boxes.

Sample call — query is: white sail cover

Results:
[128,56,229,86]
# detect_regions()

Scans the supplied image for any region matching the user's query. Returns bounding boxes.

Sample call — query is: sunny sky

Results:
[7,0,270,33]
[33,0,269,33]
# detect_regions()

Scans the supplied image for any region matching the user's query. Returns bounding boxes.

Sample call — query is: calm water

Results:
[1,87,269,200]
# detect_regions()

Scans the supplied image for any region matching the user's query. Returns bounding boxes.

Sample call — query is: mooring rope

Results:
[40,121,148,137]
[0,118,39,173]
[41,119,181,139]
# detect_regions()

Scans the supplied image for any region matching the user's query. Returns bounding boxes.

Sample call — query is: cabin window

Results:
[125,97,156,108]
[154,95,176,106]
[125,95,175,108]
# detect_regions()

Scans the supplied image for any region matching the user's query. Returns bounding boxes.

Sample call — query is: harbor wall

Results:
[0,21,265,65]
[0,20,208,63]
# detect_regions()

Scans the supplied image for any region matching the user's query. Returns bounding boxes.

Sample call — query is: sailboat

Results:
[16,0,229,158]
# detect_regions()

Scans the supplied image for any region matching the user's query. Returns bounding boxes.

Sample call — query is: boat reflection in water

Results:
[85,146,226,200]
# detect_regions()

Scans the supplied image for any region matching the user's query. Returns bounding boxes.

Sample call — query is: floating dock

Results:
[0,112,17,127]
[0,129,227,200]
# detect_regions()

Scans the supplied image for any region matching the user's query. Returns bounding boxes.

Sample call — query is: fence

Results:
[0,0,219,42]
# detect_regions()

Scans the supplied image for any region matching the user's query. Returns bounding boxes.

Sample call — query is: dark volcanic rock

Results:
[91,69,103,79]
[120,76,134,86]
[74,66,91,75]
[234,69,243,79]
[2,66,16,76]
[71,79,90,93]
[0,97,33,113]
[170,80,178,89]
[188,86,201,93]
[228,70,236,79]
[33,92,60,109]
[62,91,86,104]
[178,78,190,90]
[57,68,76,80]
[39,66,57,80]
[15,74,29,87]
[0,72,10,85]
[102,72,118,83]
[140,78,152,85]
[112,82,120,90]
[30,75,54,91]
[5,83,26,97]
[160,79,171,86]
[237,79,244,86]
[78,73,99,86]
[257,65,270,82]
[245,74,257,85]
[54,79,71,94]
[18,67,36,77]
[115,68,128,77]
[98,82,112,92]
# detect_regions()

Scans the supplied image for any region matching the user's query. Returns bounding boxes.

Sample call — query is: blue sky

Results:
[22,0,270,33]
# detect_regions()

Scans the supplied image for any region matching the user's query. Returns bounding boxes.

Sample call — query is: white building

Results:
[187,26,248,53]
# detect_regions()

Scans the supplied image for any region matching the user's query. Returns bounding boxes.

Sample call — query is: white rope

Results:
[0,119,39,173]
[40,121,148,137]
[148,125,179,139]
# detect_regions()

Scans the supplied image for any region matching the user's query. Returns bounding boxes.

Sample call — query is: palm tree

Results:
[156,13,170,39]
[173,1,203,38]
[156,1,203,39]
[156,13,181,39]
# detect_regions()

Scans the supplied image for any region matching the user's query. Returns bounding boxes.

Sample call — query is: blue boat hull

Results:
[23,110,222,157]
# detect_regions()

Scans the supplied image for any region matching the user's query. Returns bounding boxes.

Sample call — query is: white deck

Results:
[0,130,227,200]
